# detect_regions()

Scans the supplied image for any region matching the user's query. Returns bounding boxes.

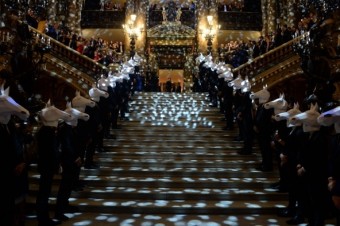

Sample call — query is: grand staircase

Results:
[26,91,298,226]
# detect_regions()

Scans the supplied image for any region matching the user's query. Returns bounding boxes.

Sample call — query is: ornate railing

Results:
[232,32,309,78]
[218,12,262,31]
[0,29,12,42]
[43,54,95,96]
[148,9,196,28]
[81,10,125,28]
[28,25,107,81]
[249,55,303,91]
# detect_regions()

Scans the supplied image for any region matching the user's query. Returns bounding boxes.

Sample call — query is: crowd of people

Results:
[43,21,125,66]
[84,0,125,11]
[219,15,316,68]
[217,0,245,12]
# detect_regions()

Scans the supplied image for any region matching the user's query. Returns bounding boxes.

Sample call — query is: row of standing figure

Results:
[34,75,135,226]
[217,74,340,226]
[195,54,340,225]
[0,70,134,225]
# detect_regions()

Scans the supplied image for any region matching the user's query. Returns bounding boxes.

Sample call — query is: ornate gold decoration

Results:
[147,22,196,39]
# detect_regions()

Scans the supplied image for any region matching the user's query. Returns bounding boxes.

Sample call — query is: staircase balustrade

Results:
[28,25,107,80]
[0,29,11,42]
[232,32,309,80]
[25,25,309,95]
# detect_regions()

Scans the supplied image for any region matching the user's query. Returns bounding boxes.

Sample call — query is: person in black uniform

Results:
[36,123,61,226]
[233,89,245,142]
[55,104,89,221]
[253,96,275,171]
[328,128,340,226]
[83,87,109,168]
[35,102,71,226]
[222,81,234,130]
[166,78,172,92]
[236,90,254,155]
[296,106,329,226]
[83,99,104,168]
[274,104,306,224]
[1,118,30,226]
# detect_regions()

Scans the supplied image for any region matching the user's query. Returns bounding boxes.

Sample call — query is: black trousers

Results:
[36,170,55,223]
[56,163,78,215]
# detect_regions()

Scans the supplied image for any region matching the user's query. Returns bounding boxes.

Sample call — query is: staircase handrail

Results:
[232,32,309,78]
[27,25,108,79]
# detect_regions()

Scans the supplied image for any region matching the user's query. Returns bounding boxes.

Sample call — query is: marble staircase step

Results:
[26,195,287,215]
[28,183,286,201]
[25,212,295,226]
[28,173,280,189]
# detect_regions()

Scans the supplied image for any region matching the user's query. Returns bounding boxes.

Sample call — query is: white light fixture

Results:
[130,14,137,22]
[207,15,213,26]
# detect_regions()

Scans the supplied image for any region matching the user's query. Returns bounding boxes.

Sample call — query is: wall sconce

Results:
[122,14,143,38]
[207,15,213,26]
[123,14,144,57]
[201,15,220,54]
[130,14,137,23]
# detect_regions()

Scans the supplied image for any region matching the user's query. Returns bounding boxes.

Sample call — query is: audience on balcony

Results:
[218,0,245,12]
[83,0,125,11]
[218,14,317,68]
[149,1,195,11]
[43,20,124,65]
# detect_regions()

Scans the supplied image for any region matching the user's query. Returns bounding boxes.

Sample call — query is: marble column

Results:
[65,0,81,35]
[267,0,277,34]
[287,0,297,28]
[74,1,83,35]
[261,0,268,35]
[46,0,57,23]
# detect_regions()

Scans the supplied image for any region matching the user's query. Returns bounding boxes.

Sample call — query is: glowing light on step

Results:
[215,201,233,207]
[121,201,136,206]
[121,219,135,225]
[72,221,92,225]
[144,215,162,220]
[129,94,215,129]
[106,216,119,222]
[95,215,109,220]
[245,203,261,208]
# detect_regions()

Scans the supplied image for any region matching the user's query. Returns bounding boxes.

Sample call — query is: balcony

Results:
[218,12,262,31]
[80,10,261,31]
[81,10,125,29]
[148,9,196,29]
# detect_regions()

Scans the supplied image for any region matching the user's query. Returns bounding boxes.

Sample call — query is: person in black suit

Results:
[253,97,275,171]
[236,90,254,155]
[328,131,340,226]
[35,125,61,226]
[55,105,89,221]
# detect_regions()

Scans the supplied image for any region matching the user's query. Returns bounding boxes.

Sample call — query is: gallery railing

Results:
[148,9,196,28]
[218,11,262,31]
[81,10,125,29]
